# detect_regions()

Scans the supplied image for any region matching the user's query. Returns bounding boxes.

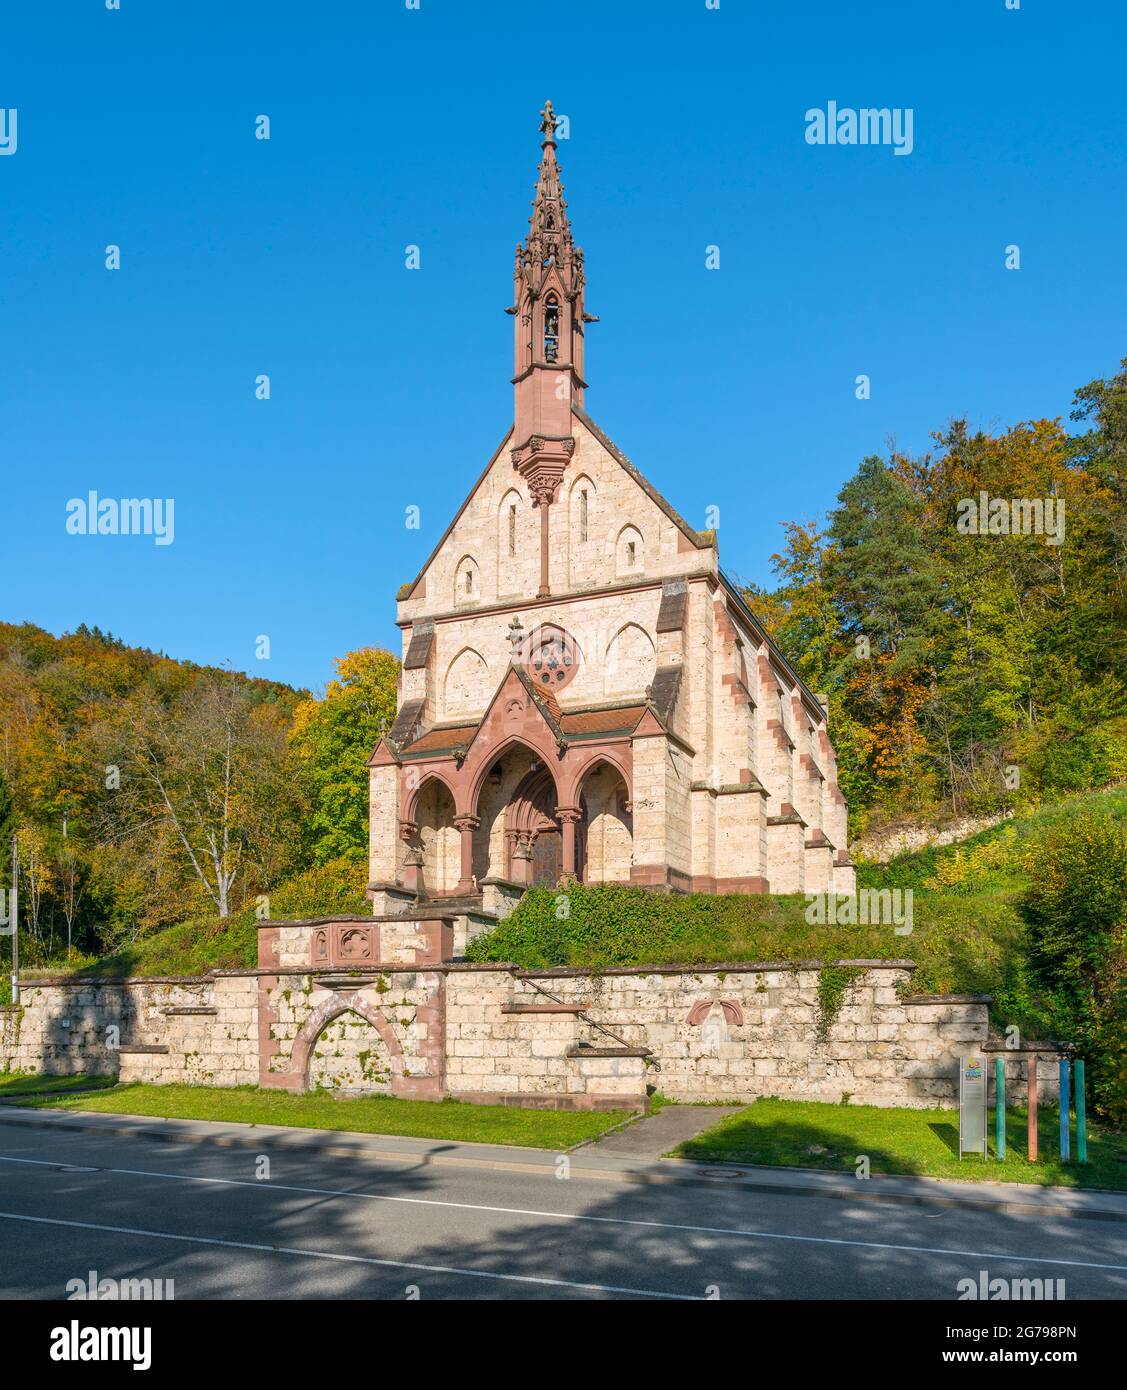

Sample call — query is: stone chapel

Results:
[367,103,856,916]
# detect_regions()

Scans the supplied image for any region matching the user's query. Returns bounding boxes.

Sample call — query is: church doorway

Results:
[530,825,562,886]
[505,765,585,886]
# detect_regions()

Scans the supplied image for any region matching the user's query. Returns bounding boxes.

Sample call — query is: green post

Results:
[1075,1060,1087,1165]
[994,1057,1005,1160]
[1059,1059,1071,1162]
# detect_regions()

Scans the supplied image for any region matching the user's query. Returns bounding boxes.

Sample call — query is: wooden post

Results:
[1075,1060,1087,1165]
[1059,1058,1071,1163]
[1027,1055,1038,1162]
[994,1057,1005,1161]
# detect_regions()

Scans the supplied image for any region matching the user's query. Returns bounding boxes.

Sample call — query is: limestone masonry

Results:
[0,914,1062,1110]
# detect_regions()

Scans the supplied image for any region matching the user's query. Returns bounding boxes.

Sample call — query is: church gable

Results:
[398,407,714,630]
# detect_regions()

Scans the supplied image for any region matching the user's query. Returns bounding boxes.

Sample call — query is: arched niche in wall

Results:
[604,622,655,698]
[443,646,490,720]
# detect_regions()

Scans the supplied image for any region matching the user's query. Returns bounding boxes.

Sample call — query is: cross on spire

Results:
[539,100,558,144]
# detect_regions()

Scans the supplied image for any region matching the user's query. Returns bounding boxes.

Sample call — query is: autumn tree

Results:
[290,647,400,864]
[99,673,298,919]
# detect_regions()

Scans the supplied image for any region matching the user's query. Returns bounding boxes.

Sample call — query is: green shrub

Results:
[1020,808,1127,1123]
[268,856,370,919]
[465,882,909,972]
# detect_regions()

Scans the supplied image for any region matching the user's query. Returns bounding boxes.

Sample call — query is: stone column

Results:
[533,483,554,596]
[453,815,479,896]
[556,807,582,883]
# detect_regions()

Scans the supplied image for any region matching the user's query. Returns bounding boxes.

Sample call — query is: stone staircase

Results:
[501,975,651,1108]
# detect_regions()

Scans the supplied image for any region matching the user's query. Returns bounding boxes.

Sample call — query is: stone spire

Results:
[524,102,579,282]
[508,101,594,595]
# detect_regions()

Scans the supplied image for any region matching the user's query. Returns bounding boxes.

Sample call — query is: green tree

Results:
[824,455,942,665]
[290,647,400,864]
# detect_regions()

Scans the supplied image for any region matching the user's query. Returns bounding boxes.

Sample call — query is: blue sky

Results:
[3,0,1125,692]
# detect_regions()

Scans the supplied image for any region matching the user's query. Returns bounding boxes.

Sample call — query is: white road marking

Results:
[0,1210,698,1299]
[1,1152,1124,1275]
[0,1156,97,1171]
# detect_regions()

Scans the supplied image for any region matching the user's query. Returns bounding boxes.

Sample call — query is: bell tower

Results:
[508,101,595,595]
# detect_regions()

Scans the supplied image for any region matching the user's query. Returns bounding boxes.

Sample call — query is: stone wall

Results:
[445,965,1060,1108]
[0,917,1063,1112]
[0,975,259,1087]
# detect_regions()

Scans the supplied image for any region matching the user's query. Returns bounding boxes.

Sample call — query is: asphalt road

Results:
[0,1123,1124,1301]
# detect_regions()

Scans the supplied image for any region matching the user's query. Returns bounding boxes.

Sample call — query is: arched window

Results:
[544,295,560,362]
[498,490,523,592]
[616,525,644,577]
[454,555,480,605]
[568,474,596,552]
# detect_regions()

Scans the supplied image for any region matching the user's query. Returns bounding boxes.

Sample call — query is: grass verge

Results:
[12,1082,631,1150]
[0,1071,116,1098]
[674,1097,1127,1192]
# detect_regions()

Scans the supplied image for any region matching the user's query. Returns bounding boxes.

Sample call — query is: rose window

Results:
[527,627,578,691]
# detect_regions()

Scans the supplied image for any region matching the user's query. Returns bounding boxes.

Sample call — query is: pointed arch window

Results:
[544,295,560,363]
[508,503,517,556]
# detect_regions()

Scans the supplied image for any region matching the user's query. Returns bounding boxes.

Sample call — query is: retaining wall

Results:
[0,914,1063,1111]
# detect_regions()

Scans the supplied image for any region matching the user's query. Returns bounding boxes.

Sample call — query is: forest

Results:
[745,355,1126,826]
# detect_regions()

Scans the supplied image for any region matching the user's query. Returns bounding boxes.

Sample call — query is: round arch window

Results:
[526,625,578,691]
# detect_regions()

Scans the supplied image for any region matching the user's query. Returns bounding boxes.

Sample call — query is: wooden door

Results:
[531,829,561,886]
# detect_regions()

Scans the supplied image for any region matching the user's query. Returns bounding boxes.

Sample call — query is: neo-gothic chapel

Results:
[368,104,856,918]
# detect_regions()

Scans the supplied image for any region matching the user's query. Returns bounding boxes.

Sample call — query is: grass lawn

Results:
[675,1097,1127,1192]
[15,1082,632,1150]
[0,1071,116,1098]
